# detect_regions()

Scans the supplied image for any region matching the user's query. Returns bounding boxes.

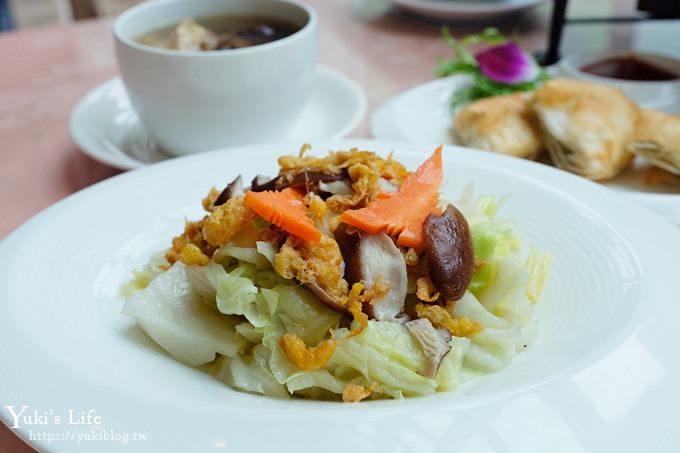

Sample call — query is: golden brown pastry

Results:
[626,109,680,176]
[452,93,543,160]
[531,79,638,181]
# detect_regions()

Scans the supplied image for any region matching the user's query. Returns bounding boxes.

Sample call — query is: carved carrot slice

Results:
[244,187,322,243]
[340,146,443,250]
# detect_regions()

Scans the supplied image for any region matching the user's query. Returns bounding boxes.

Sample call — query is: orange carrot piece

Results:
[341,147,443,250]
[244,188,322,243]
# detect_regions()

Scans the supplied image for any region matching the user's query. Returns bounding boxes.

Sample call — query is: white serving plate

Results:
[1,140,679,452]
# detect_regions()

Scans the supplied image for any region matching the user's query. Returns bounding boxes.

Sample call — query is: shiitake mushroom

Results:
[250,170,348,193]
[213,175,244,207]
[423,204,474,301]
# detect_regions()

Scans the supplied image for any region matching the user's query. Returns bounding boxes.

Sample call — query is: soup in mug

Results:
[137,14,301,51]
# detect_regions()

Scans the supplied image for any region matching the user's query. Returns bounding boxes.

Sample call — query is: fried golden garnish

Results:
[328,215,343,234]
[278,148,410,213]
[202,195,252,246]
[178,243,210,266]
[325,161,391,212]
[347,162,381,203]
[278,147,406,178]
[304,192,328,224]
[347,283,369,337]
[364,276,390,303]
[279,332,337,371]
[404,248,420,266]
[415,277,440,302]
[201,187,221,212]
[342,382,377,403]
[166,218,216,264]
[275,235,349,305]
[257,225,287,247]
[525,245,552,305]
[415,303,482,337]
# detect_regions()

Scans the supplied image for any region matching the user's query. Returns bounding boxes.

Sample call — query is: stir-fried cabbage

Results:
[122,188,551,401]
[122,263,241,366]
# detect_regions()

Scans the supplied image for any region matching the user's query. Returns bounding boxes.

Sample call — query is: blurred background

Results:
[4,0,679,62]
[3,0,676,29]
[7,0,142,29]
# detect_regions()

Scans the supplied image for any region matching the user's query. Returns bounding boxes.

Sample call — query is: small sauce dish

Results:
[558,51,680,111]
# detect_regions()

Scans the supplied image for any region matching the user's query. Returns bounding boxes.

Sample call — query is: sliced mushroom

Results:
[423,204,474,301]
[405,318,452,378]
[288,171,346,192]
[250,175,276,192]
[214,175,244,207]
[250,170,347,193]
[335,224,407,321]
[305,282,350,314]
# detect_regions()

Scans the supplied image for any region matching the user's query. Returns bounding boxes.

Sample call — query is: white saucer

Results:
[391,0,548,21]
[371,75,680,225]
[70,65,367,170]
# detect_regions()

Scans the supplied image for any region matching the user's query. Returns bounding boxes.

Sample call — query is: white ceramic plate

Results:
[70,66,366,170]
[371,76,680,225]
[1,140,679,452]
[391,0,547,21]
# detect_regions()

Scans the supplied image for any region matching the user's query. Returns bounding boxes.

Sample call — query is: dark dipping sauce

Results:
[581,56,679,82]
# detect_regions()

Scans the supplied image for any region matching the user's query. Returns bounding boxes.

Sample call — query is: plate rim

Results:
[2,139,680,452]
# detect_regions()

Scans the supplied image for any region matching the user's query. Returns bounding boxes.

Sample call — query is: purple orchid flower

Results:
[475,42,540,85]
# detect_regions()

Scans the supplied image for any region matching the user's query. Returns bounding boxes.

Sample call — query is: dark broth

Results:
[137,14,301,51]
[581,56,679,81]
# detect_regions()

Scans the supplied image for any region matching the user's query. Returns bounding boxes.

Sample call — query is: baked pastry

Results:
[626,109,680,176]
[531,79,638,181]
[452,93,543,160]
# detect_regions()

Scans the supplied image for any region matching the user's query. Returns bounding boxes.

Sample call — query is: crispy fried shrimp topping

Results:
[257,225,287,247]
[274,235,349,304]
[342,382,377,403]
[201,187,221,212]
[416,277,440,303]
[347,283,369,337]
[166,218,216,264]
[279,333,337,371]
[178,244,210,266]
[277,148,410,213]
[415,303,482,337]
[404,248,420,266]
[347,162,381,203]
[304,192,328,224]
[346,279,391,337]
[328,215,343,234]
[364,276,390,304]
[202,196,252,246]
